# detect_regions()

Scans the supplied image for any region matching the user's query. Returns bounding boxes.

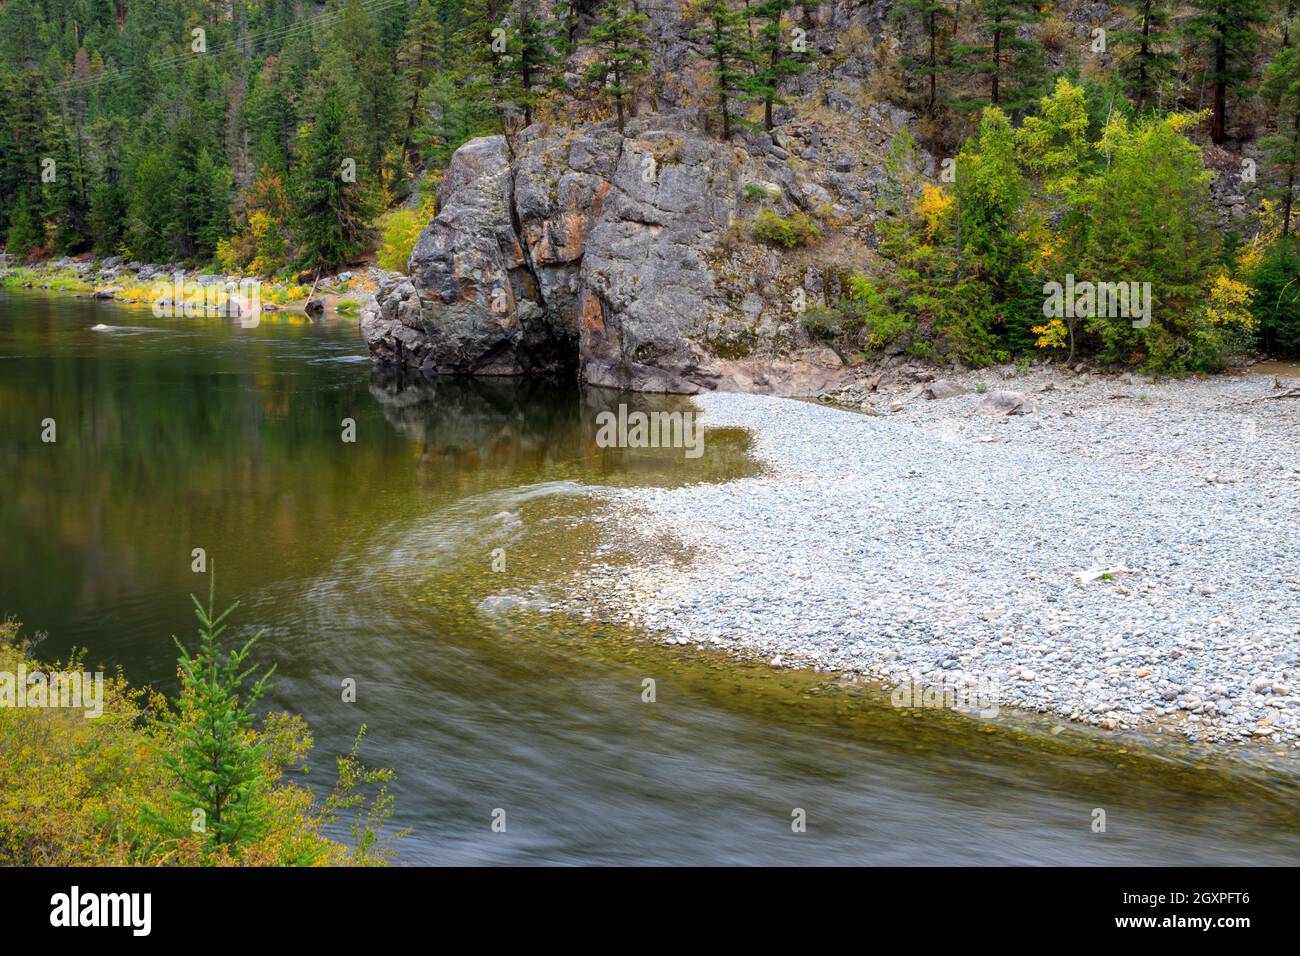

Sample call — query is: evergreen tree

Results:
[460,0,517,137]
[398,0,443,169]
[5,188,43,257]
[1080,114,1219,367]
[162,575,274,849]
[0,70,49,237]
[956,106,1037,351]
[291,80,378,270]
[1113,0,1177,112]
[123,147,175,262]
[892,0,952,117]
[744,0,809,131]
[582,0,653,135]
[505,0,559,129]
[1262,45,1300,244]
[1185,0,1268,144]
[953,0,1044,114]
[42,117,91,254]
[245,55,298,177]
[332,0,399,180]
[687,0,749,141]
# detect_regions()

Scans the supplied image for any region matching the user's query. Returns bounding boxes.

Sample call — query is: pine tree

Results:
[892,0,952,117]
[953,0,1044,114]
[124,147,175,262]
[506,0,559,129]
[0,70,49,238]
[459,0,519,137]
[162,575,275,849]
[291,80,379,270]
[1113,0,1177,111]
[687,0,749,141]
[1263,45,1300,243]
[5,188,43,257]
[332,0,399,180]
[398,0,443,169]
[744,0,809,131]
[1185,0,1268,144]
[582,0,653,135]
[42,117,91,254]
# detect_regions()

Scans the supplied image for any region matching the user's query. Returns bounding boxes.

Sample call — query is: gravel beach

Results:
[577,365,1300,746]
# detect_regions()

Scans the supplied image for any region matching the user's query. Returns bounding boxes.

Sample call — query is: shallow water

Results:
[2,289,1297,865]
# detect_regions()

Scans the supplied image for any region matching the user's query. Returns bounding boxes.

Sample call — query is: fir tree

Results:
[892,0,952,117]
[582,0,653,135]
[1263,45,1300,244]
[687,0,748,141]
[291,80,379,270]
[1112,0,1177,112]
[5,188,43,257]
[956,106,1037,351]
[744,0,809,131]
[162,574,275,849]
[953,0,1044,114]
[1185,0,1268,144]
[506,0,559,129]
[398,0,443,169]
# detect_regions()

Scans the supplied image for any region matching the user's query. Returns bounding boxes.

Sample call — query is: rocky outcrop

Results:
[362,105,898,394]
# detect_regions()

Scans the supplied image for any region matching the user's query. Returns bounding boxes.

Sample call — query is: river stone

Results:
[923,379,967,401]
[976,389,1036,416]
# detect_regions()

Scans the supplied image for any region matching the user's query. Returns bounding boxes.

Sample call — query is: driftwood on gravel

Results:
[1236,377,1300,403]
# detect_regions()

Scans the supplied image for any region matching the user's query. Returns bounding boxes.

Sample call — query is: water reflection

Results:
[2,290,1298,866]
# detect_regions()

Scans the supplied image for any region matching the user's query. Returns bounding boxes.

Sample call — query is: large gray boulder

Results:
[362,112,875,394]
[362,136,565,375]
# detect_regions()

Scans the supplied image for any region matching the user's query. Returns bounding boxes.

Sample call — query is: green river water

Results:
[2,288,1298,865]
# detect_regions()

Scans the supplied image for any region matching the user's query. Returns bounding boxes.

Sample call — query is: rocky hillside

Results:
[361,0,1281,393]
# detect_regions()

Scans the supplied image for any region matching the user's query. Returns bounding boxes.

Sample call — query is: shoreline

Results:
[0,255,383,318]
[11,267,1300,746]
[573,368,1300,748]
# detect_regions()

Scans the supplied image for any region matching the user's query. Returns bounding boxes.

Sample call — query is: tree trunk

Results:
[1137,0,1151,111]
[927,9,937,114]
[991,20,1001,105]
[1211,23,1227,144]
[1285,112,1299,244]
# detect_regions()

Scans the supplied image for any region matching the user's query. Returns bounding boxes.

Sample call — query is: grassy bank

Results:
[0,262,367,317]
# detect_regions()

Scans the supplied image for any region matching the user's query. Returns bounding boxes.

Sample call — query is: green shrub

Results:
[1244,244,1300,357]
[377,208,424,274]
[750,208,821,248]
[0,586,401,866]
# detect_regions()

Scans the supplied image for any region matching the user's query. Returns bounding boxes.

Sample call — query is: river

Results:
[2,288,1297,865]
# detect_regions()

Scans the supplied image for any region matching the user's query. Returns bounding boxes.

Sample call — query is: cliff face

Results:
[360,99,916,394]
[361,0,901,395]
[360,0,1268,393]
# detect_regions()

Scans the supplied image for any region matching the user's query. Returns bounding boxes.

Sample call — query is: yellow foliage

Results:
[377,208,424,274]
[0,622,361,866]
[1031,318,1068,350]
[1205,273,1257,332]
[914,183,953,237]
